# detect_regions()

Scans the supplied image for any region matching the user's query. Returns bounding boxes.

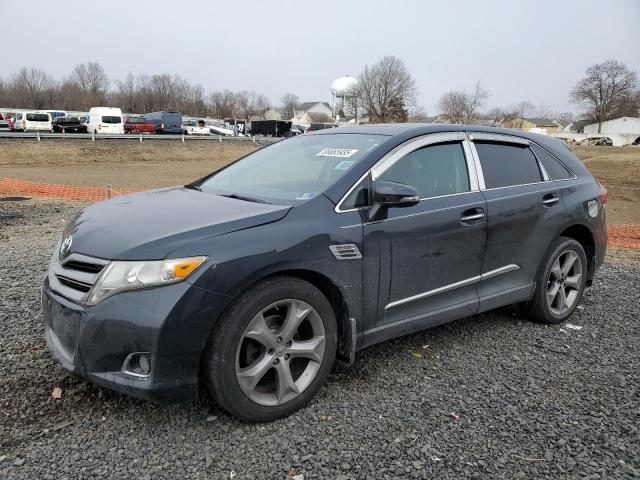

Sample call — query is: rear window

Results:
[474,142,542,189]
[183,120,197,126]
[26,113,50,122]
[57,117,80,124]
[164,112,181,123]
[531,144,573,180]
[101,116,122,124]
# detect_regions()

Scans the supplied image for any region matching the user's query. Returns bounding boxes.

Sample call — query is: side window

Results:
[341,179,370,210]
[377,142,470,198]
[531,144,573,180]
[475,141,542,189]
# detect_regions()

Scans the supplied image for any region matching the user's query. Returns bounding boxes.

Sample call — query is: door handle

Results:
[460,208,485,224]
[542,194,560,206]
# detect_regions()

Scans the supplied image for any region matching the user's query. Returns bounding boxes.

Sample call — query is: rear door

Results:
[361,133,487,345]
[468,133,566,310]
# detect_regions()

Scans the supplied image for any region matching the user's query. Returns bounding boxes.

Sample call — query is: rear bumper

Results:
[42,277,232,403]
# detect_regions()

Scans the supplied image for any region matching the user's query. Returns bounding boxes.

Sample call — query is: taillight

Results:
[161,123,165,129]
[598,184,608,205]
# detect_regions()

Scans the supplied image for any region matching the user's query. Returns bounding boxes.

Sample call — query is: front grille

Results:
[63,260,104,274]
[49,250,110,303]
[56,275,92,293]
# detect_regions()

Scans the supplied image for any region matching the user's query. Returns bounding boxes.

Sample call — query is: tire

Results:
[522,236,587,324]
[203,276,337,421]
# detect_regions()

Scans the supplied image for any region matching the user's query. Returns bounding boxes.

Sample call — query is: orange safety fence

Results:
[0,177,142,202]
[1,176,640,249]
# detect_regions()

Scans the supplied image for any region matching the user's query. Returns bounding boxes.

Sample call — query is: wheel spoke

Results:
[565,273,582,289]
[279,300,312,342]
[237,353,273,391]
[275,360,299,403]
[244,313,277,349]
[561,251,577,276]
[547,282,560,305]
[551,258,562,280]
[288,337,325,363]
[557,287,568,311]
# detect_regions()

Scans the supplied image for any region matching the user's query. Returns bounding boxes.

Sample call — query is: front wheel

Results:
[522,237,587,324]
[203,276,337,421]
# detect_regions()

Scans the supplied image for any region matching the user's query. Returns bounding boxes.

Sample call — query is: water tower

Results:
[330,76,358,121]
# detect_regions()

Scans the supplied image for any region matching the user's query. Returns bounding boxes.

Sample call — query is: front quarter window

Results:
[198,133,387,204]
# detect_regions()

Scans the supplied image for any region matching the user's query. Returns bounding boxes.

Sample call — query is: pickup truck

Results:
[182,119,210,135]
[124,117,156,134]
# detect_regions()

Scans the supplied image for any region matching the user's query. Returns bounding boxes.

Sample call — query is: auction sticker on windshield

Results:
[316,148,359,158]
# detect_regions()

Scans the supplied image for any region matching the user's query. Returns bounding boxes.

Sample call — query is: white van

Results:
[14,111,53,132]
[88,107,124,134]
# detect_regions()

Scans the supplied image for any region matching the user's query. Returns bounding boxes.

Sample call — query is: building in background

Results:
[292,102,333,121]
[501,118,562,133]
[583,117,640,135]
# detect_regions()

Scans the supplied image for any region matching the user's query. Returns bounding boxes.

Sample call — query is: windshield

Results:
[198,133,386,204]
[102,116,122,124]
[26,113,50,122]
[183,120,197,126]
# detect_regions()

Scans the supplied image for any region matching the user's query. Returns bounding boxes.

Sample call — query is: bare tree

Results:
[570,59,638,133]
[8,67,56,109]
[533,103,552,119]
[500,101,534,129]
[69,62,109,109]
[407,105,429,123]
[358,56,417,123]
[280,92,299,120]
[437,82,488,124]
[555,111,575,127]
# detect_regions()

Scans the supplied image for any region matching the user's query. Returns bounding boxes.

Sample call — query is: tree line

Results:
[1,58,638,131]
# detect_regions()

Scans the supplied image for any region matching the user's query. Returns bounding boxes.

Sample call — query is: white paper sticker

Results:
[316,148,359,158]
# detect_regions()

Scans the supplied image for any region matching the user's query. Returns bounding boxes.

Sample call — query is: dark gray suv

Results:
[42,124,607,421]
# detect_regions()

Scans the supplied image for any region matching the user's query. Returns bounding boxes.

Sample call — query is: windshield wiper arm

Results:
[220,193,271,204]
[184,184,202,191]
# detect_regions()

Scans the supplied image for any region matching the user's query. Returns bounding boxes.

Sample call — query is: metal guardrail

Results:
[0,131,281,145]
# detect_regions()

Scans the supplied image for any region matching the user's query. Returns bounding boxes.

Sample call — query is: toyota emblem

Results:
[60,235,73,257]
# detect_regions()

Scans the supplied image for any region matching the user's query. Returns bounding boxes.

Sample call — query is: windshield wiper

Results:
[185,184,202,191]
[220,193,271,204]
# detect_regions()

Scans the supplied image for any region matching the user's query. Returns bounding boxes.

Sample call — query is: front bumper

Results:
[42,276,232,403]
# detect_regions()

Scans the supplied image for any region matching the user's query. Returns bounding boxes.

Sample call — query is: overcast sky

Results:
[3,0,639,114]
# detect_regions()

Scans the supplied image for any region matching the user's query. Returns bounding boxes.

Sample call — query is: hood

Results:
[66,187,291,260]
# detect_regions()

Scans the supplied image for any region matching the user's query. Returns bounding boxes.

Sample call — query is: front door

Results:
[361,133,487,347]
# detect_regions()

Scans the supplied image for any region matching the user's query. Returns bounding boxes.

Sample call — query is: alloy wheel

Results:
[546,249,583,316]
[235,299,326,406]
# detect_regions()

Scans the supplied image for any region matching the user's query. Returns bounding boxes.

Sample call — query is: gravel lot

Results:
[1,199,639,479]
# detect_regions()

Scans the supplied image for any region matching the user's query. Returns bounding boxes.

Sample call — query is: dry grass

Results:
[0,139,256,189]
[573,146,640,225]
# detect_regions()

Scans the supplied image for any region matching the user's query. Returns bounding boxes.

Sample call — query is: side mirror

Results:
[369,181,420,221]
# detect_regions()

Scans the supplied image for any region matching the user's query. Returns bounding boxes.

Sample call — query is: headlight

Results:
[87,256,208,305]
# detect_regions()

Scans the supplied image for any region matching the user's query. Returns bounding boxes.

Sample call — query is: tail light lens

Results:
[598,184,608,205]
[161,123,165,129]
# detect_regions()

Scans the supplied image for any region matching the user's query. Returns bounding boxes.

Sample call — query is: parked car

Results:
[182,119,210,135]
[52,116,88,133]
[0,113,9,130]
[42,125,607,421]
[14,111,52,132]
[87,107,124,134]
[145,111,182,134]
[124,116,156,134]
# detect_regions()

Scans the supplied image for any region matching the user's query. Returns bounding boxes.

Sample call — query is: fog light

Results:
[122,352,151,377]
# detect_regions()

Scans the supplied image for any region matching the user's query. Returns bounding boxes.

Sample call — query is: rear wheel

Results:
[522,237,587,324]
[203,276,337,421]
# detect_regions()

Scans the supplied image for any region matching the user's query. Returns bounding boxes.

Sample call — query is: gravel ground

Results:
[1,199,639,480]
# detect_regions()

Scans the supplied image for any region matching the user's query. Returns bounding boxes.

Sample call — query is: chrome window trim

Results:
[335,132,477,213]
[371,132,468,180]
[467,132,530,145]
[467,133,562,190]
[385,264,520,310]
